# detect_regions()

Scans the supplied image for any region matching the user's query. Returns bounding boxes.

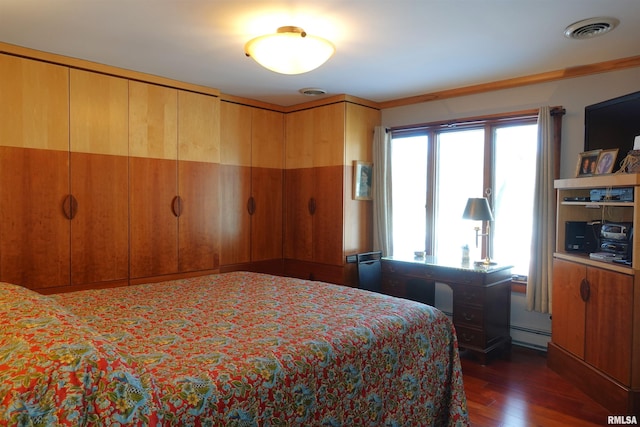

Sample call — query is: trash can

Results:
[356,251,382,293]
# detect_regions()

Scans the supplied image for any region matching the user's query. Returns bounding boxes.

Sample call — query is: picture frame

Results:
[575,150,601,177]
[353,161,373,200]
[595,148,618,175]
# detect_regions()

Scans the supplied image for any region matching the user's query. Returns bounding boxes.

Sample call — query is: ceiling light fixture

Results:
[244,26,335,75]
[564,17,619,40]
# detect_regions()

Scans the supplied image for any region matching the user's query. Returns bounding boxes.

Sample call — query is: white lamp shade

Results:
[245,27,335,75]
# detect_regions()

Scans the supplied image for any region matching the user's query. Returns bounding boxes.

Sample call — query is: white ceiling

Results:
[1,0,639,107]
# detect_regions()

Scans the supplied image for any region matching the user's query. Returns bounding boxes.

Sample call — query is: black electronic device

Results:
[565,221,601,253]
[584,90,640,173]
[598,222,633,260]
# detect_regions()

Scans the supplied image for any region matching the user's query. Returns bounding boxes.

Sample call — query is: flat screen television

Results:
[584,90,640,173]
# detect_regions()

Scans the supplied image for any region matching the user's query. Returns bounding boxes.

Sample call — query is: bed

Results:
[1,271,469,426]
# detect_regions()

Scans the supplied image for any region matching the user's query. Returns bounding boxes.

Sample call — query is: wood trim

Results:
[548,341,639,414]
[0,41,221,97]
[379,55,640,110]
[3,41,639,111]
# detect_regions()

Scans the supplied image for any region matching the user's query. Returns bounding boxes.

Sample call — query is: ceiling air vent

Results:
[564,17,619,40]
[299,88,327,96]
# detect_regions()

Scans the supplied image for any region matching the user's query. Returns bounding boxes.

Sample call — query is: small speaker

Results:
[565,221,587,252]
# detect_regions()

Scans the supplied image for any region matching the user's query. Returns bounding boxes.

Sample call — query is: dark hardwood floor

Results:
[460,346,611,426]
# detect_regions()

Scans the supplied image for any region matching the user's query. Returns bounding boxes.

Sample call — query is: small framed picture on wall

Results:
[353,161,373,200]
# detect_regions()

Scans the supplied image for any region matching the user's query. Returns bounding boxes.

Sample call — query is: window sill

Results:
[511,279,527,294]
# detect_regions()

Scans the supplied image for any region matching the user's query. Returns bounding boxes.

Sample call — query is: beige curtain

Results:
[372,126,393,256]
[527,106,554,313]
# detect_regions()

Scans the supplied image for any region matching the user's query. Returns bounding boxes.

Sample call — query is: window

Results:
[391,115,538,276]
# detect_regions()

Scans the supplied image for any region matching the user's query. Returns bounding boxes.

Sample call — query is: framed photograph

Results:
[353,161,373,200]
[595,148,618,175]
[575,150,601,177]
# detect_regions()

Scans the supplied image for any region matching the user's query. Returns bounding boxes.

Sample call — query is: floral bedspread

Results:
[0,282,161,426]
[3,272,468,426]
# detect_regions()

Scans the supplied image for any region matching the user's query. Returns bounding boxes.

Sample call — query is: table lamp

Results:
[462,197,496,265]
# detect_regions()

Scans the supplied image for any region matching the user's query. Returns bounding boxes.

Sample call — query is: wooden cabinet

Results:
[548,175,640,413]
[284,101,380,284]
[129,81,220,280]
[69,69,129,287]
[0,55,71,290]
[177,90,220,273]
[552,258,633,384]
[219,101,283,273]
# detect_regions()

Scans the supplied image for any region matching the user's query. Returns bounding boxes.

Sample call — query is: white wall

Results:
[382,67,640,178]
[381,68,640,349]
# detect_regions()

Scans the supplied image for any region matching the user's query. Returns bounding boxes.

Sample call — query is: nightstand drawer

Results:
[456,326,486,348]
[453,305,484,327]
[453,285,485,307]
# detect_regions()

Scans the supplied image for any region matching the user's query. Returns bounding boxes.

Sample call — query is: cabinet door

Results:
[251,108,284,262]
[284,168,314,261]
[552,258,586,358]
[129,81,178,278]
[313,165,344,265]
[0,147,70,289]
[178,91,220,272]
[69,69,129,286]
[70,153,129,285]
[586,267,633,385]
[220,102,252,265]
[0,55,70,290]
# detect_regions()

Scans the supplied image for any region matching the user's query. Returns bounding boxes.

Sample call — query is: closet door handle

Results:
[63,194,78,220]
[308,197,317,215]
[247,196,256,215]
[579,278,590,302]
[172,196,183,217]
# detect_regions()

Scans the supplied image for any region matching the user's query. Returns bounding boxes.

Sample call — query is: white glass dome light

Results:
[244,26,335,75]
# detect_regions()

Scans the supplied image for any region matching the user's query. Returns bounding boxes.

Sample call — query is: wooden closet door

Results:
[130,157,179,278]
[178,91,220,272]
[0,55,70,290]
[129,81,179,279]
[178,161,219,271]
[313,165,344,265]
[284,168,314,261]
[0,147,70,289]
[69,69,129,286]
[251,108,283,262]
[220,101,252,266]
